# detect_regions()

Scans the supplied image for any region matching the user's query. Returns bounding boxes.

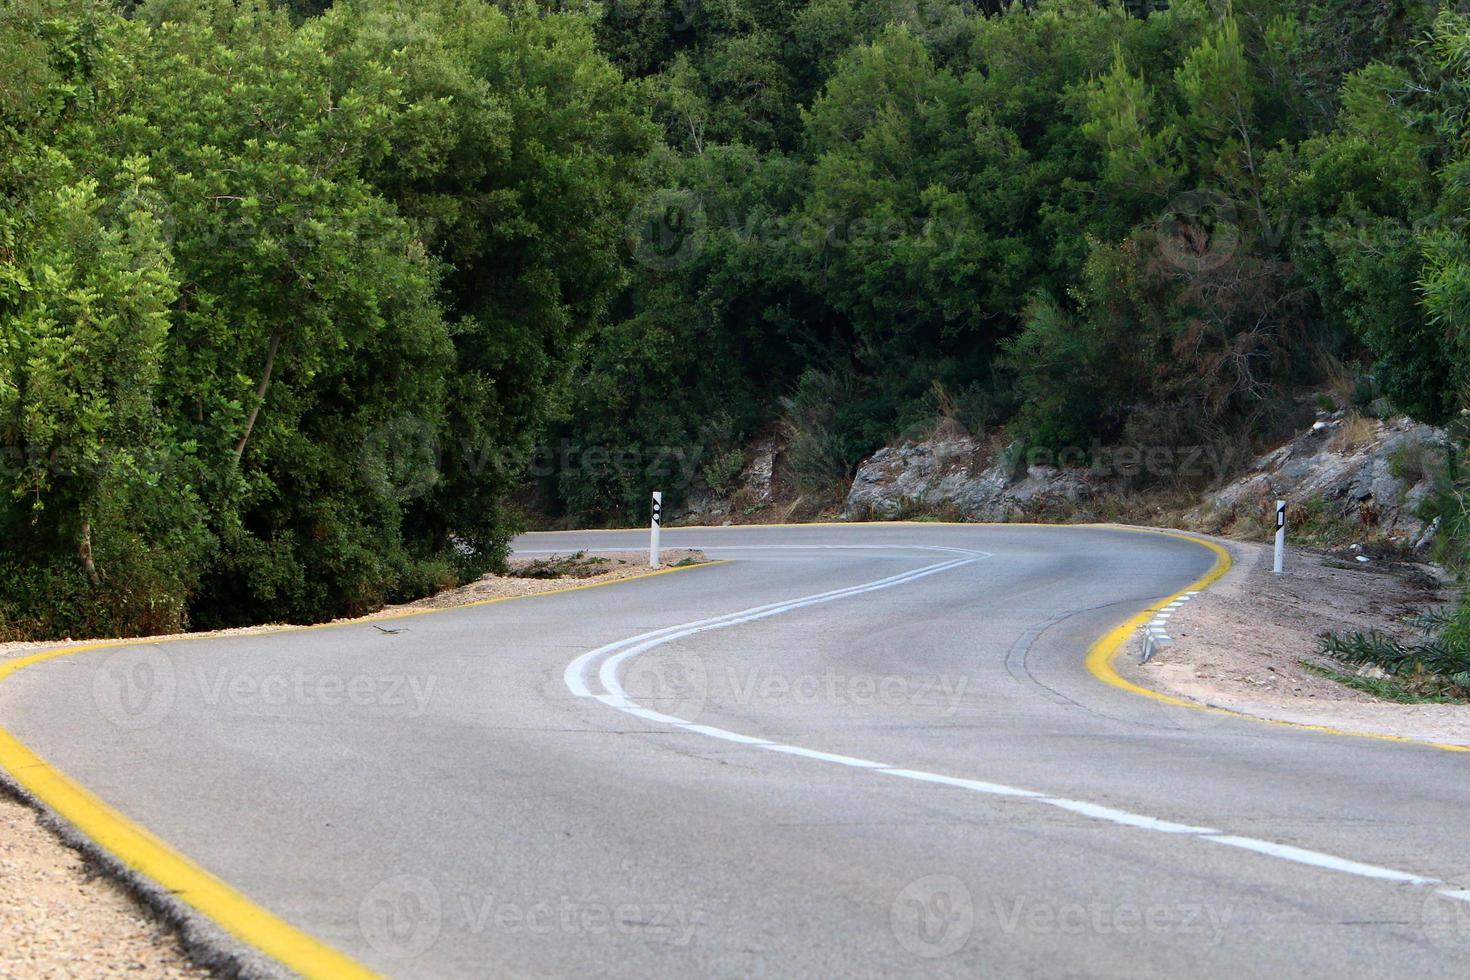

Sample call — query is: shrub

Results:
[1320,608,1470,697]
[1389,438,1438,485]
[777,369,864,502]
[701,448,746,496]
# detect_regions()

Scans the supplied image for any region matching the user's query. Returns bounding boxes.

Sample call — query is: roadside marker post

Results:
[1273,499,1286,575]
[650,491,662,568]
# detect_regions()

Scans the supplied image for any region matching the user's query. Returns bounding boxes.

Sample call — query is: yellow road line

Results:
[541,521,1470,752]
[1083,529,1470,754]
[0,728,377,978]
[0,559,725,977]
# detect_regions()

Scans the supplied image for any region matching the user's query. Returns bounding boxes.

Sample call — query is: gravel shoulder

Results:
[0,549,704,977]
[1126,537,1470,746]
[0,791,208,978]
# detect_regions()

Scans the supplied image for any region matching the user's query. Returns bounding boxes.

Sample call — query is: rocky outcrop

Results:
[669,434,784,524]
[1203,414,1446,546]
[736,435,780,508]
[843,412,1448,545]
[843,433,1098,521]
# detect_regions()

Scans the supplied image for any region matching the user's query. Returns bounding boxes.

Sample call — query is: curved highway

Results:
[2,524,1468,978]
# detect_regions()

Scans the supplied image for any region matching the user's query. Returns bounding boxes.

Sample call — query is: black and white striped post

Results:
[650,490,663,569]
[1273,499,1286,575]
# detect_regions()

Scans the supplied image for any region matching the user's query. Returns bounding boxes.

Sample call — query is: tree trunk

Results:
[233,330,283,466]
[80,520,99,585]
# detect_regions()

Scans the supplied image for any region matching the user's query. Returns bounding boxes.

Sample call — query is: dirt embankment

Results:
[1129,539,1470,746]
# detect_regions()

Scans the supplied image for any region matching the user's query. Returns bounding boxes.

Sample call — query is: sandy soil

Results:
[0,549,705,977]
[1130,537,1470,746]
[383,550,706,611]
[0,793,208,978]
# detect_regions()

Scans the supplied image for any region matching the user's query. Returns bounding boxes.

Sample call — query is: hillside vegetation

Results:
[5,0,1470,640]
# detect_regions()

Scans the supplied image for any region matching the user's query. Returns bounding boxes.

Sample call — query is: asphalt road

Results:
[3,523,1469,978]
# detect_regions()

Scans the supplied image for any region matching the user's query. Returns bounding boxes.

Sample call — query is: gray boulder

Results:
[1204,414,1446,543]
[844,433,1096,521]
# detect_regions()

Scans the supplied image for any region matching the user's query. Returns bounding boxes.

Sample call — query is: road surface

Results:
[2,523,1468,978]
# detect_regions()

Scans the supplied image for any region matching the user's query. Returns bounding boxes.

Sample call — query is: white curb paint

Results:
[1140,590,1199,663]
[564,546,1470,907]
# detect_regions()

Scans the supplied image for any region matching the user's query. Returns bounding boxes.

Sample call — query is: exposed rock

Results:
[670,489,726,524]
[737,435,780,507]
[844,433,1098,521]
[1203,414,1446,545]
[669,434,783,523]
[1415,518,1441,553]
[843,412,1448,540]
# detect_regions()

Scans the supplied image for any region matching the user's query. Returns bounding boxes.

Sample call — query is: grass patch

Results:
[1316,613,1470,700]
[1300,661,1458,704]
[510,551,612,580]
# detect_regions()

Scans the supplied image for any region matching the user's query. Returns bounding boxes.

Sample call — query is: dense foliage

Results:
[7,0,1470,638]
[0,0,651,635]
[541,0,1456,520]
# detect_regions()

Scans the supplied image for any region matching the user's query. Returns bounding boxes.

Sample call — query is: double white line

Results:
[562,543,1470,907]
[565,545,988,708]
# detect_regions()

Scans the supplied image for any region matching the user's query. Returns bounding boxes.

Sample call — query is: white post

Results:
[1273,499,1286,575]
[650,490,663,568]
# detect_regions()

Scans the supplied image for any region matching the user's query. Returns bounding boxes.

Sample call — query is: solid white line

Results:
[879,769,1043,799]
[1039,799,1219,835]
[1201,836,1437,885]
[766,745,889,768]
[566,543,1449,901]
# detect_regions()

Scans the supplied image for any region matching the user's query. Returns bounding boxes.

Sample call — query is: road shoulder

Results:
[0,789,209,978]
[1126,537,1470,747]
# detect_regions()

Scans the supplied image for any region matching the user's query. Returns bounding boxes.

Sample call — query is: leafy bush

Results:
[701,448,746,496]
[0,1,650,637]
[1320,609,1470,697]
[778,369,868,502]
